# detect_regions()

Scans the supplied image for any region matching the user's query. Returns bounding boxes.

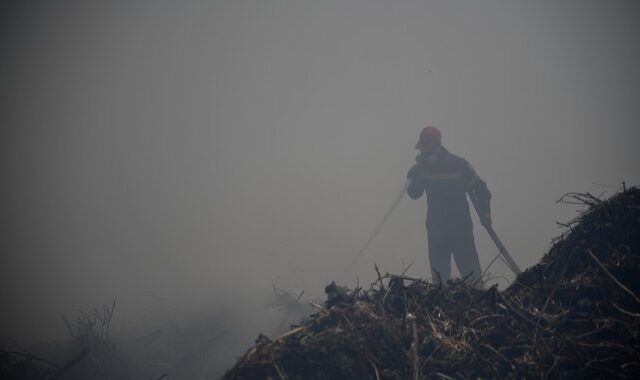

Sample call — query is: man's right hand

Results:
[406,166,426,200]
[407,164,420,181]
[408,164,435,181]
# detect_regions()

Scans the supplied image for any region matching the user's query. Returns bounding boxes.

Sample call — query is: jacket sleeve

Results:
[464,161,491,215]
[406,165,425,200]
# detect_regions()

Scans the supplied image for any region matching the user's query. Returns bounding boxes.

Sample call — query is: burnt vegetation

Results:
[224,187,640,379]
[2,187,638,379]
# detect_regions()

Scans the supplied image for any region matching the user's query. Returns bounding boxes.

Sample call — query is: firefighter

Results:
[407,126,491,284]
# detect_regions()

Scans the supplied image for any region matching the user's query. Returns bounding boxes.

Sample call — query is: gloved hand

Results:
[407,164,431,182]
[406,165,427,199]
[406,164,420,181]
[480,213,492,228]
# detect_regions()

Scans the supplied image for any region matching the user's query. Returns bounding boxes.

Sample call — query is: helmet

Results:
[414,126,441,150]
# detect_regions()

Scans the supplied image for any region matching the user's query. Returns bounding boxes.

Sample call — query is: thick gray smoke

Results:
[1,0,639,377]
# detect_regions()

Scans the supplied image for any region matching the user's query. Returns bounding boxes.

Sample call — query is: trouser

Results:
[427,224,482,284]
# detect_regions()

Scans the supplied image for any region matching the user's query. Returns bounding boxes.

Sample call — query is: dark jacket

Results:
[407,146,491,232]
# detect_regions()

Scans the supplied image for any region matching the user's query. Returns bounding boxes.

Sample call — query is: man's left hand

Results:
[480,213,492,228]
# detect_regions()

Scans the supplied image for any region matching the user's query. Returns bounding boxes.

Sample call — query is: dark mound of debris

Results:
[223,188,640,379]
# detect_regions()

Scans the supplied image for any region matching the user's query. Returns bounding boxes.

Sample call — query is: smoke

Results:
[1,0,639,376]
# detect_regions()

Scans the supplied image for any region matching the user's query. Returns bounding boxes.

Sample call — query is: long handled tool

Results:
[484,224,522,275]
[469,194,522,275]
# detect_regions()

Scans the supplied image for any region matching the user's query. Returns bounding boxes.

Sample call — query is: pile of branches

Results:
[223,187,640,379]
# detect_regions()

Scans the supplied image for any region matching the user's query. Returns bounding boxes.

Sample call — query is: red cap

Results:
[414,126,441,150]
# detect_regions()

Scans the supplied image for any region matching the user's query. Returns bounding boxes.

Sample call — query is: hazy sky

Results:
[2,0,639,344]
